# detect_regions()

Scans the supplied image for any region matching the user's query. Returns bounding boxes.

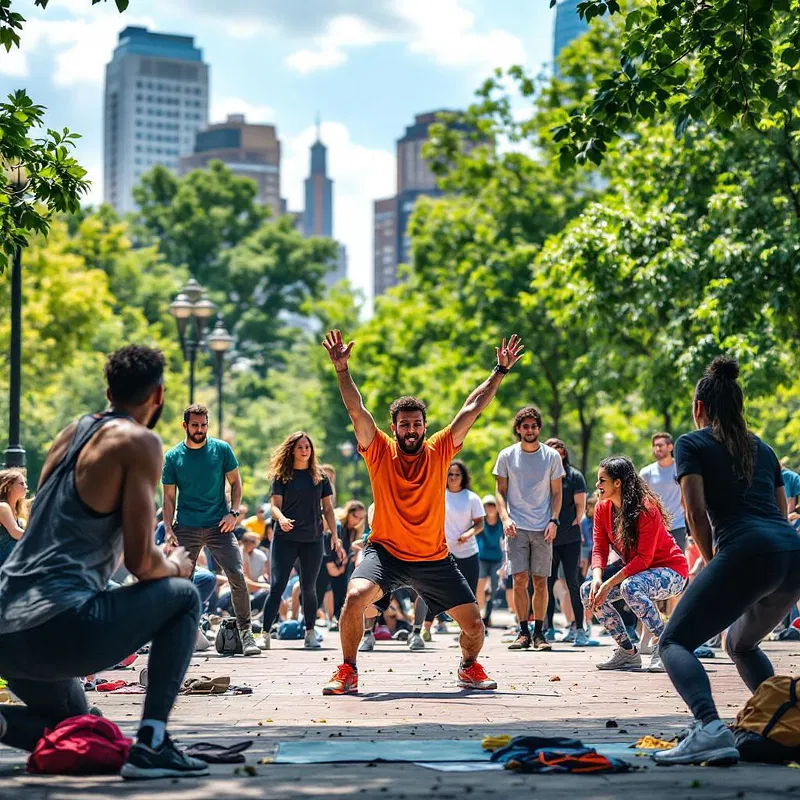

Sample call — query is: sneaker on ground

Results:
[328,620,340,632]
[544,627,558,643]
[532,633,552,651]
[304,629,322,649]
[434,622,449,634]
[596,647,641,671]
[647,649,666,672]
[392,629,410,641]
[408,632,425,651]
[508,634,531,650]
[121,735,209,780]
[322,663,359,695]
[241,629,262,656]
[358,632,376,652]
[256,635,270,651]
[194,629,210,652]
[561,626,577,643]
[574,628,591,647]
[457,661,497,690]
[421,627,432,643]
[639,642,654,656]
[706,633,723,648]
[654,720,739,766]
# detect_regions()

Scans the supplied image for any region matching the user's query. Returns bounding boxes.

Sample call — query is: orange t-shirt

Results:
[359,427,461,562]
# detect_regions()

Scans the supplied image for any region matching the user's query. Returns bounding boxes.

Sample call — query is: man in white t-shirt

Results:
[494,406,564,652]
[640,432,686,551]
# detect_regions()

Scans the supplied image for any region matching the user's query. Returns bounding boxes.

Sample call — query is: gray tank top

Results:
[0,412,130,634]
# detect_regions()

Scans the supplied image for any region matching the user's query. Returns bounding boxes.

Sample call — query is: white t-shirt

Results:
[445,489,485,559]
[640,460,685,529]
[244,548,268,582]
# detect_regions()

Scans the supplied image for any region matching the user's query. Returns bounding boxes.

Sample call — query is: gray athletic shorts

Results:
[507,528,552,578]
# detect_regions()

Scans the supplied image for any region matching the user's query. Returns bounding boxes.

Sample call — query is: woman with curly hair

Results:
[260,431,344,650]
[0,469,27,567]
[581,456,688,672]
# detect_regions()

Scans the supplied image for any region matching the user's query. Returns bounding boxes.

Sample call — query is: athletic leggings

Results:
[546,540,584,629]
[580,567,686,646]
[660,549,800,724]
[316,562,351,621]
[479,559,502,623]
[261,536,324,632]
[0,578,200,751]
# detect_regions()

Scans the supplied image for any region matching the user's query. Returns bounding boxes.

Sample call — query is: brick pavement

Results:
[1,614,799,799]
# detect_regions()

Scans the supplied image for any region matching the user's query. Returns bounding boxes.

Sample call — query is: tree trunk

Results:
[577,398,595,478]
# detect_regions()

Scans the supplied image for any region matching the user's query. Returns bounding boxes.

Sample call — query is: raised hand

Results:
[322,329,355,373]
[496,334,525,370]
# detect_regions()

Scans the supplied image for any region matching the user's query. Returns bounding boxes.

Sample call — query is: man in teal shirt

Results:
[162,403,260,656]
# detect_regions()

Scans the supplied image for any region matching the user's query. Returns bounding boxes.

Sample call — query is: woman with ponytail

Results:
[655,357,800,767]
[581,457,688,672]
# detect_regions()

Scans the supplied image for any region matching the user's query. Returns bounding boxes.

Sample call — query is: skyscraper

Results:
[179,114,282,216]
[373,197,398,298]
[104,26,209,214]
[303,120,333,238]
[553,0,590,62]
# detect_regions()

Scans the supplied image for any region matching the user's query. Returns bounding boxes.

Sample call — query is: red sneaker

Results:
[322,663,359,696]
[457,661,497,690]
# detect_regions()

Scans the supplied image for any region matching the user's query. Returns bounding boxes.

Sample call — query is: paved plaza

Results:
[1,614,799,799]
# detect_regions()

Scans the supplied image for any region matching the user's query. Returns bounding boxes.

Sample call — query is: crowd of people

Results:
[0,332,799,777]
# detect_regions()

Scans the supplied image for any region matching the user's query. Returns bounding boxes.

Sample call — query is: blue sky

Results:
[2,0,557,300]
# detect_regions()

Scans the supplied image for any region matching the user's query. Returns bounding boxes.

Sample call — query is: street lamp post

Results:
[206,314,234,438]
[338,440,359,498]
[3,163,30,469]
[169,278,216,405]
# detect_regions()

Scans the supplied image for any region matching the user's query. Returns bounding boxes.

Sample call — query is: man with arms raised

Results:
[0,346,208,779]
[321,329,524,696]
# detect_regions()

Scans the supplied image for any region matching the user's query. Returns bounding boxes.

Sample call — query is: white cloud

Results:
[282,121,395,302]
[211,96,277,126]
[285,14,391,74]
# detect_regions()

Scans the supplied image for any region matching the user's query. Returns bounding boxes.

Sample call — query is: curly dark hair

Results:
[389,396,427,425]
[513,405,543,439]
[545,437,569,466]
[184,403,209,424]
[448,460,471,491]
[104,345,165,405]
[268,431,324,486]
[599,456,671,554]
[695,356,755,484]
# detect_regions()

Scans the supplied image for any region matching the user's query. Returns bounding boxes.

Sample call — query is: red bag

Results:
[27,715,132,775]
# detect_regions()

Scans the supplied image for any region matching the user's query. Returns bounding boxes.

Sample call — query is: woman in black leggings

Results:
[262,431,345,650]
[656,357,800,766]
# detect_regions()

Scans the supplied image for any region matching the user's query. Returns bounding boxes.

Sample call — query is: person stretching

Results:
[582,456,688,672]
[655,357,800,766]
[321,329,524,695]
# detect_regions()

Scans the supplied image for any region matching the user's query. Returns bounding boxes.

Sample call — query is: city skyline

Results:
[5,0,558,303]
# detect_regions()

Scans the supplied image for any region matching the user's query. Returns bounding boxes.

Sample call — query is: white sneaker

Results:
[194,629,210,652]
[647,648,666,673]
[408,632,425,651]
[596,646,642,671]
[241,628,262,657]
[304,629,322,649]
[654,720,739,766]
[256,635,270,651]
[358,631,376,652]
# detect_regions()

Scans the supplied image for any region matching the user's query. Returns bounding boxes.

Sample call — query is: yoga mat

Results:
[273,739,652,765]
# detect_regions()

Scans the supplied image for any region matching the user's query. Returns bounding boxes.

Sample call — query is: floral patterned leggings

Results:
[580,567,686,647]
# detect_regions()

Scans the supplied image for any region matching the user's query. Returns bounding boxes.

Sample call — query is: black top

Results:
[555,465,587,545]
[675,428,800,554]
[270,470,333,543]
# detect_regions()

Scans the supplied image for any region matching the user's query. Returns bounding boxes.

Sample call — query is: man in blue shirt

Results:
[781,462,800,515]
[162,404,260,656]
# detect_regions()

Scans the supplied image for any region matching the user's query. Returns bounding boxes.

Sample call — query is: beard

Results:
[189,431,207,444]
[522,432,539,443]
[396,433,424,454]
[147,403,164,430]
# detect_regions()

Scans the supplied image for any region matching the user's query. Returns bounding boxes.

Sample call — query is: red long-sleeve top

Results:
[592,499,688,579]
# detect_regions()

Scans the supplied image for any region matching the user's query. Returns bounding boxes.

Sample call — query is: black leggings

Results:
[660,548,800,724]
[0,578,200,751]
[316,562,351,620]
[425,553,479,622]
[546,540,584,629]
[261,536,324,632]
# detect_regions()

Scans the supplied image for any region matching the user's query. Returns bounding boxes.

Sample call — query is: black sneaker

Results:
[121,734,209,780]
[532,633,552,651]
[508,634,531,650]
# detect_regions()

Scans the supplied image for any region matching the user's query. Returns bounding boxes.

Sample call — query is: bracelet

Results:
[493,364,509,375]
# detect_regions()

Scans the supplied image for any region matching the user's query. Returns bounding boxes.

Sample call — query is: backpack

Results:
[277,620,305,640]
[27,715,131,775]
[215,618,243,655]
[490,735,631,774]
[733,676,800,763]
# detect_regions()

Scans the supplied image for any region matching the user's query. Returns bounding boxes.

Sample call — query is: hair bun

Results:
[708,356,740,381]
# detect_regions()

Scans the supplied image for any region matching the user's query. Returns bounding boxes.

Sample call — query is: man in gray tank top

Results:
[0,345,209,780]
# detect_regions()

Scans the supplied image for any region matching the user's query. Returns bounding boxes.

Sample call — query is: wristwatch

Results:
[548,517,559,526]
[493,364,509,375]
[229,509,241,518]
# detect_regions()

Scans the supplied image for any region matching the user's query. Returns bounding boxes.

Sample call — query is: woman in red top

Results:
[581,456,688,672]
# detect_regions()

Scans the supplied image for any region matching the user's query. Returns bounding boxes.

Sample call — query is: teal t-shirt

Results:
[162,438,239,528]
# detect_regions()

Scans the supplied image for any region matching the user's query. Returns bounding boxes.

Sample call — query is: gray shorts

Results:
[507,528,552,578]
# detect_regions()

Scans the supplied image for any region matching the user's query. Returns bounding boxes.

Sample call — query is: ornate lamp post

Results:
[169,278,216,404]
[206,314,234,437]
[3,163,30,468]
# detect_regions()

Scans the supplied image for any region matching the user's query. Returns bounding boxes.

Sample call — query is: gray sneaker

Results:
[358,631,375,652]
[647,647,666,673]
[654,720,739,766]
[304,629,321,649]
[408,632,425,651]
[596,647,641,671]
[241,628,262,657]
